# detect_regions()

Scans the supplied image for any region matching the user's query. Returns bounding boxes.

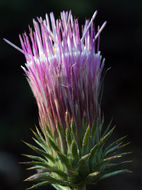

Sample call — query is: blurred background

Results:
[0,0,142,189]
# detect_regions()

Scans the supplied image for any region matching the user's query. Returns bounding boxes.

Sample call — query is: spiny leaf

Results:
[26,165,67,178]
[105,142,130,157]
[25,173,69,186]
[103,152,131,163]
[32,137,49,153]
[23,141,54,162]
[71,140,79,159]
[26,181,49,190]
[35,127,45,141]
[57,151,70,168]
[23,154,47,161]
[70,140,79,167]
[31,129,49,152]
[86,171,100,183]
[56,123,67,154]
[52,184,70,190]
[102,120,113,136]
[104,160,132,172]
[100,127,115,145]
[82,125,90,155]
[89,142,103,171]
[45,125,54,139]
[90,127,115,158]
[92,155,125,171]
[100,169,131,180]
[21,161,50,168]
[66,127,72,148]
[32,129,46,145]
[103,155,122,162]
[71,121,78,148]
[48,135,70,168]
[77,153,90,177]
[26,165,45,170]
[105,136,127,153]
[48,137,60,152]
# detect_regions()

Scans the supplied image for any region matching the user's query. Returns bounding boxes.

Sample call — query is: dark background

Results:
[0,0,142,190]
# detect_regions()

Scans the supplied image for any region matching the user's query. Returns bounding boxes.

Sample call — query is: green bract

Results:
[23,120,131,190]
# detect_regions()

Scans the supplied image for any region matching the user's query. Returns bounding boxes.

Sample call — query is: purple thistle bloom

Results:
[5,11,130,190]
[19,11,106,134]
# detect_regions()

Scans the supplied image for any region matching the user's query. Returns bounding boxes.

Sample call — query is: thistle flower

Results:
[5,10,131,190]
[19,11,105,135]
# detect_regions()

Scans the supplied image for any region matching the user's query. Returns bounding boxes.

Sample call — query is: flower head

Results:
[20,11,106,134]
[5,10,130,190]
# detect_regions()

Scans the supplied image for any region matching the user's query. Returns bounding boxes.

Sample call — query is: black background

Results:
[0,0,142,190]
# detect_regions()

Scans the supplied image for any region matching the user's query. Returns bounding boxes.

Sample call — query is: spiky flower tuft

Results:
[10,10,130,190]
